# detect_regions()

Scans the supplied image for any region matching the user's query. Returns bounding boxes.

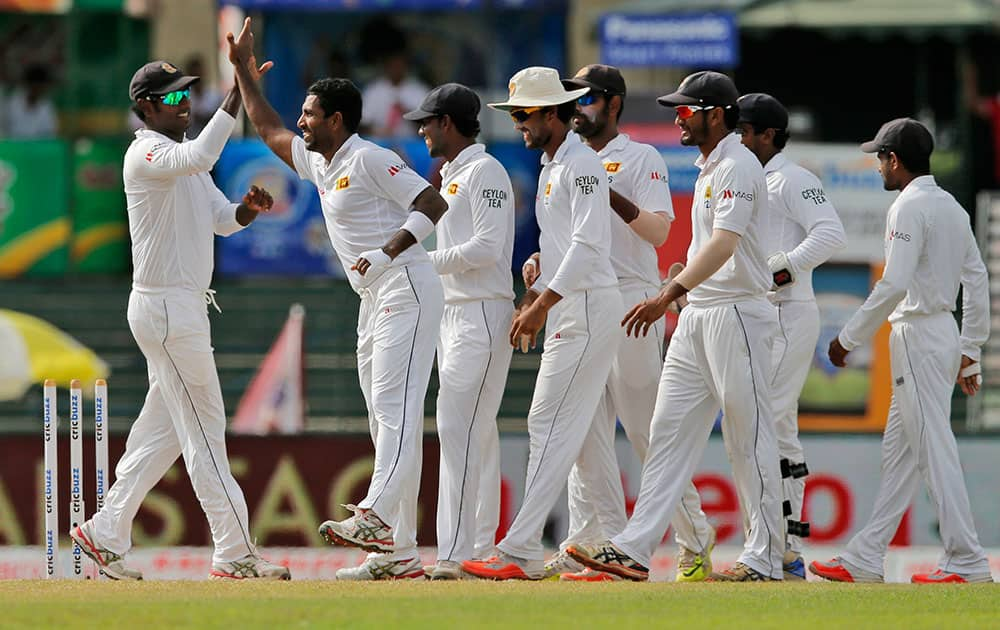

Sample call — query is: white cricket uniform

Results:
[760,153,846,554]
[610,134,785,578]
[837,175,990,577]
[291,133,444,560]
[497,132,623,561]
[430,144,515,563]
[563,133,714,557]
[92,110,256,564]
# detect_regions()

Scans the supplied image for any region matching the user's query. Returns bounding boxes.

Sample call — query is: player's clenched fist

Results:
[621,294,671,338]
[352,248,391,277]
[243,184,273,213]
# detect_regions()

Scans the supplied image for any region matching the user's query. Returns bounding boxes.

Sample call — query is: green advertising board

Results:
[71,138,128,273]
[0,140,70,278]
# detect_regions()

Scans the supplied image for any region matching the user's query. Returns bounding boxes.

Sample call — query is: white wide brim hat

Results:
[488,66,589,111]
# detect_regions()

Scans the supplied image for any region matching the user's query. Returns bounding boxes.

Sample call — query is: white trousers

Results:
[564,282,713,554]
[497,286,623,561]
[612,299,785,577]
[842,313,989,576]
[92,289,254,564]
[356,263,444,560]
[772,300,820,555]
[434,299,514,563]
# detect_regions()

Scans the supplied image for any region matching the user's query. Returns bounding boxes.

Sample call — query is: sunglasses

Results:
[510,106,543,123]
[577,91,613,106]
[149,89,191,106]
[675,105,717,120]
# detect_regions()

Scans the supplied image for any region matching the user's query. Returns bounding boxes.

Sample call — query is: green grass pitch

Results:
[2,580,998,629]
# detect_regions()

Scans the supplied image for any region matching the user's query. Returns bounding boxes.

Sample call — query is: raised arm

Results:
[226,17,296,170]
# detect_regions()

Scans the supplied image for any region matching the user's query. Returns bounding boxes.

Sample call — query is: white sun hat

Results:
[488,66,589,111]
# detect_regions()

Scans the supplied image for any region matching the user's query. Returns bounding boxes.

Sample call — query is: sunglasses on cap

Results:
[510,106,543,123]
[148,89,190,106]
[675,105,719,120]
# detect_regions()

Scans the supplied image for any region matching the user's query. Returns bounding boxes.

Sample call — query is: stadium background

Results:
[1,0,1000,580]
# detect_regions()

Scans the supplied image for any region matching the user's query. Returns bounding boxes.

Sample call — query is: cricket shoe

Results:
[808,557,883,583]
[783,551,806,581]
[560,567,621,582]
[543,549,583,580]
[676,529,715,582]
[69,522,143,581]
[565,541,649,582]
[910,569,994,584]
[429,560,466,580]
[318,504,394,553]
[462,552,545,580]
[210,554,291,580]
[708,562,776,581]
[336,555,424,581]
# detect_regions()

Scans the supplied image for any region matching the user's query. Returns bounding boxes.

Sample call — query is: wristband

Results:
[401,211,436,242]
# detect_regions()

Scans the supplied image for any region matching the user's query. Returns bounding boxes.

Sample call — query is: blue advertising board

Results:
[599,13,738,68]
[213,138,540,277]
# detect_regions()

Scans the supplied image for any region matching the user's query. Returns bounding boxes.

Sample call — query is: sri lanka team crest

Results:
[605,162,621,173]
[447,183,459,194]
[336,177,349,190]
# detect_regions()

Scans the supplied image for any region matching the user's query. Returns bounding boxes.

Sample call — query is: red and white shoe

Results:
[911,569,994,584]
[462,553,545,580]
[335,556,424,581]
[210,554,291,580]
[559,567,621,582]
[318,504,394,553]
[808,557,883,583]
[69,522,143,581]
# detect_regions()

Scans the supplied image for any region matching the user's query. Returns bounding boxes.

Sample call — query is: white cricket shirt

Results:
[597,133,674,288]
[430,143,515,304]
[687,133,770,307]
[760,152,846,303]
[291,133,433,292]
[534,132,618,297]
[124,109,245,293]
[839,175,989,360]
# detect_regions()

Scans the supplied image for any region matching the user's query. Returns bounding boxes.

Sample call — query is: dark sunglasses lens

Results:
[577,94,598,106]
[511,110,531,122]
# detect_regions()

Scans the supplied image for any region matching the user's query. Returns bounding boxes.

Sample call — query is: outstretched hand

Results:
[226,17,274,79]
[243,185,273,213]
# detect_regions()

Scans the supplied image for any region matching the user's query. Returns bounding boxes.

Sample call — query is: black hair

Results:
[722,105,739,130]
[893,150,931,175]
[308,78,363,133]
[556,99,576,124]
[747,123,791,150]
[451,116,480,139]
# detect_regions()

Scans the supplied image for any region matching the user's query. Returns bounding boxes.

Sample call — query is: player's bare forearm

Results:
[411,186,448,225]
[629,210,671,246]
[517,288,541,311]
[673,228,740,290]
[220,84,241,118]
[231,62,294,164]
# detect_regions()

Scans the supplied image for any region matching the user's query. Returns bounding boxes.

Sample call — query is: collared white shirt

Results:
[839,175,989,359]
[291,133,432,292]
[534,131,617,296]
[688,133,770,307]
[124,110,244,293]
[597,133,674,288]
[430,143,515,303]
[760,152,846,302]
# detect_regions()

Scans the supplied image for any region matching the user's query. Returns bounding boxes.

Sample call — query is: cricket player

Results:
[811,118,994,584]
[566,71,786,582]
[462,66,624,580]
[532,64,716,583]
[70,58,291,581]
[736,93,846,579]
[401,84,515,579]
[228,19,446,580]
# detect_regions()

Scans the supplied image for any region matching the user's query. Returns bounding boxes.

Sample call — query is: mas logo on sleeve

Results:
[387,162,409,176]
[650,171,664,181]
[447,183,459,194]
[721,189,753,202]
[888,230,911,242]
[336,176,350,190]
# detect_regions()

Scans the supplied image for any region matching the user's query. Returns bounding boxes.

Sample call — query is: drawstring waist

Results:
[132,284,222,313]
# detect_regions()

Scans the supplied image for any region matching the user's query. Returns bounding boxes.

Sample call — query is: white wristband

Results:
[960,363,982,378]
[401,211,436,243]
